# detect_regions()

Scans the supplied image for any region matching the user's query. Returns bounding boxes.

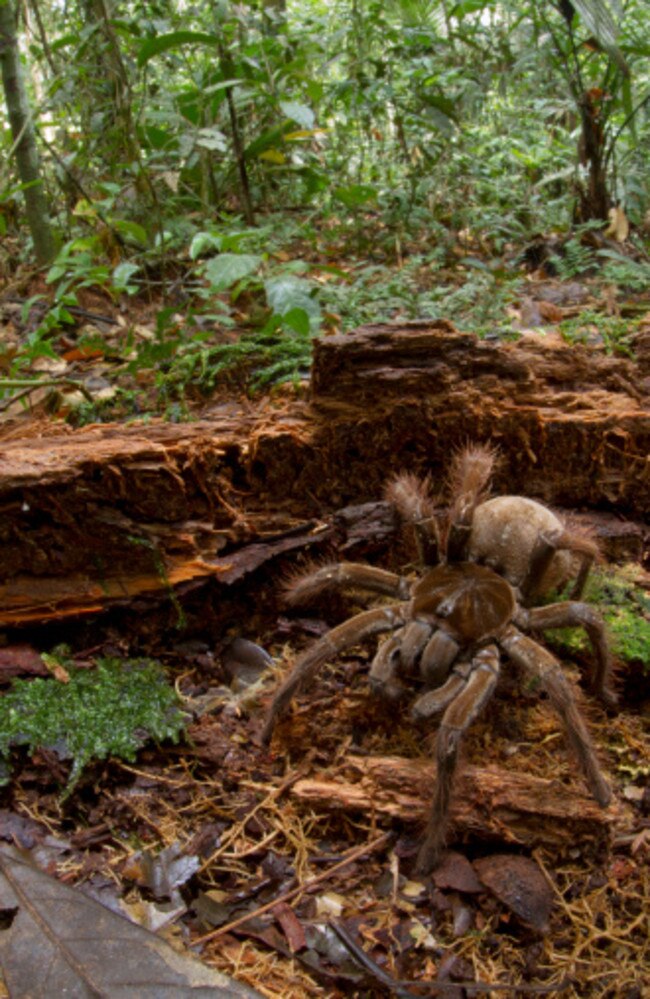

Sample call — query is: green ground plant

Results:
[551,565,650,671]
[0,656,187,794]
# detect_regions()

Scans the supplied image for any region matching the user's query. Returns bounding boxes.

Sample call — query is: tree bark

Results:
[0,0,57,264]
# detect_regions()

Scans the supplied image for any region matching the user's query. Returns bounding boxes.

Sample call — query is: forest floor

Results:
[0,244,649,998]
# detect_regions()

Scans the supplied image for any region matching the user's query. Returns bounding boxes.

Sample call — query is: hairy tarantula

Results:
[262,446,615,874]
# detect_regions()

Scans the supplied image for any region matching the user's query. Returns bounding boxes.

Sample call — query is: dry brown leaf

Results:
[605,206,630,241]
[473,854,553,934]
[0,846,262,998]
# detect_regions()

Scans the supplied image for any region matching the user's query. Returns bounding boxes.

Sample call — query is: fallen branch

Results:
[291,754,615,856]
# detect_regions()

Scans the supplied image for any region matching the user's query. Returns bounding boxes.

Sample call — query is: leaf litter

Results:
[0,612,647,999]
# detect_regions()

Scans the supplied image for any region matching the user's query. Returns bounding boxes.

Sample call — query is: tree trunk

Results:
[0,0,57,264]
[575,89,610,222]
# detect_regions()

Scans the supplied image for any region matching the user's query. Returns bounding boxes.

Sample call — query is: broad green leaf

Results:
[189,232,223,260]
[332,184,378,208]
[203,254,263,291]
[282,307,311,336]
[196,127,228,152]
[279,100,315,130]
[245,123,294,159]
[421,105,456,135]
[570,0,629,74]
[137,31,219,67]
[203,79,244,93]
[112,262,140,293]
[284,129,327,141]
[265,275,319,320]
[113,220,148,246]
[451,0,495,18]
[259,149,287,164]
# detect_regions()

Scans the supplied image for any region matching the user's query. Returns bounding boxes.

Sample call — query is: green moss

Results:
[551,565,650,671]
[0,656,187,794]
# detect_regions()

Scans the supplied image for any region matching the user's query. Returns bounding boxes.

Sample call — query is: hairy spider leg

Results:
[414,644,501,874]
[446,445,496,562]
[386,472,441,568]
[500,626,611,807]
[520,529,598,602]
[262,604,409,745]
[286,561,411,606]
[369,621,433,701]
[419,628,461,687]
[524,602,615,707]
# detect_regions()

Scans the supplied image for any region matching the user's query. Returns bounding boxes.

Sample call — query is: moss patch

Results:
[0,656,187,793]
[550,565,650,671]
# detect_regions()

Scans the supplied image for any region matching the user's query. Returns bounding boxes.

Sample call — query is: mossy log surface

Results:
[0,322,647,626]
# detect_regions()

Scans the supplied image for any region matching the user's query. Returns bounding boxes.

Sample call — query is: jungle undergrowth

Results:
[2,209,649,425]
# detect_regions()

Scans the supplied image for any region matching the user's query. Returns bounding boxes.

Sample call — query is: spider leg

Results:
[521,529,597,602]
[500,625,611,807]
[411,657,472,719]
[524,602,615,707]
[286,562,411,606]
[419,629,461,687]
[414,644,501,874]
[369,620,433,701]
[262,603,409,745]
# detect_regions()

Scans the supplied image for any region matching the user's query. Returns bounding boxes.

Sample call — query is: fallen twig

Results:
[330,921,571,996]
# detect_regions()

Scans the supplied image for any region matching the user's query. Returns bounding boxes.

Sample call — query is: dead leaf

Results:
[0,846,262,997]
[473,854,553,934]
[222,637,273,689]
[605,206,629,242]
[448,892,474,937]
[0,645,47,679]
[129,843,201,899]
[517,297,543,328]
[41,653,70,683]
[432,851,483,894]
[273,901,307,953]
[61,347,105,362]
[538,301,564,324]
[315,891,347,918]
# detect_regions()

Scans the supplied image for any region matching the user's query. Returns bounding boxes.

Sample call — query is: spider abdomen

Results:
[469,496,576,593]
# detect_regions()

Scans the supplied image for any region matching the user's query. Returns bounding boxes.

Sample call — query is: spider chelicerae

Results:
[262,446,615,873]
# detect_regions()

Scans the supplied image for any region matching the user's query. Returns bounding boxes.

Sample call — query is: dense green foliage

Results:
[0,657,187,792]
[1,0,649,406]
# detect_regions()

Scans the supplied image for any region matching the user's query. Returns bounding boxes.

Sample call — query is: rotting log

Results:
[308,321,650,511]
[291,754,616,857]
[0,322,647,627]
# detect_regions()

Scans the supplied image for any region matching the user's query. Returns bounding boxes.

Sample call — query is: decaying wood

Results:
[310,321,650,512]
[0,322,647,626]
[292,753,615,856]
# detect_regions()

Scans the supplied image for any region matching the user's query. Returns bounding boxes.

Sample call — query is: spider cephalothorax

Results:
[262,446,615,874]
